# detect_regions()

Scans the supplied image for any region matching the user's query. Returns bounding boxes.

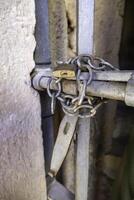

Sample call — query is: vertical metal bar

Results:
[76,0,95,199]
[35,0,51,65]
[34,0,54,172]
[76,118,91,200]
[77,0,94,54]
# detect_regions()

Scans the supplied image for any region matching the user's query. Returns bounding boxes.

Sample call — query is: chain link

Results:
[47,77,61,114]
[47,55,117,117]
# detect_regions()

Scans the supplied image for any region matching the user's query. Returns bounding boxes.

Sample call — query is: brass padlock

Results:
[53,64,77,79]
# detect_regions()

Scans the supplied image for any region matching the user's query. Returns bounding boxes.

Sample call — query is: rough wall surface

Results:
[0,1,46,199]
[49,0,68,62]
[65,0,76,57]
[95,0,125,66]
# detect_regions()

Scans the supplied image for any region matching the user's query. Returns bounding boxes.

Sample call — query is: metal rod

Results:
[34,0,51,65]
[63,80,126,101]
[33,68,134,82]
[77,0,94,54]
[76,0,95,199]
[92,70,134,82]
[38,78,127,102]
[34,0,54,173]
[86,81,126,100]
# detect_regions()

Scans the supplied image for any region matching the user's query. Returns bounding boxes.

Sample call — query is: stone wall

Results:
[95,0,125,66]
[0,1,46,199]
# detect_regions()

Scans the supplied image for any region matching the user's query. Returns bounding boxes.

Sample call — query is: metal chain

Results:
[47,55,118,117]
[47,77,61,114]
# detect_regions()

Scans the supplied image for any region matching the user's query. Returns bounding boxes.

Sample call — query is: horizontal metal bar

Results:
[32,70,134,107]
[93,70,134,82]
[38,77,126,101]
[33,68,134,82]
[62,80,126,101]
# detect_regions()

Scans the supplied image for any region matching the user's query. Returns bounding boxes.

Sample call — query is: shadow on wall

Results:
[119,0,134,70]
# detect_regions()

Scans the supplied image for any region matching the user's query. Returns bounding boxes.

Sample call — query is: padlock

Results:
[52,64,77,79]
